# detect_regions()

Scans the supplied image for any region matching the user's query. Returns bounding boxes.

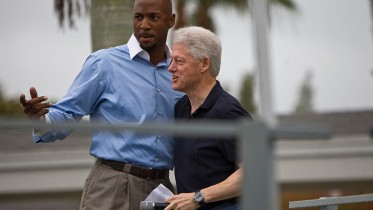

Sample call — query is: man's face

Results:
[133,0,175,53]
[168,44,203,93]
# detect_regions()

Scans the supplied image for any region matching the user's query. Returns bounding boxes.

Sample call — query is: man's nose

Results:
[168,60,175,72]
[140,17,151,30]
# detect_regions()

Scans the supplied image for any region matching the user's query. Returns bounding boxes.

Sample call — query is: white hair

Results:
[172,26,222,77]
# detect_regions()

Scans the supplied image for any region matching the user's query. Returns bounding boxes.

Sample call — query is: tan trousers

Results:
[79,162,174,210]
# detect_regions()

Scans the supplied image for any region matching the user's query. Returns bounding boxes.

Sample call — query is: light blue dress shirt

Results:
[34,34,183,169]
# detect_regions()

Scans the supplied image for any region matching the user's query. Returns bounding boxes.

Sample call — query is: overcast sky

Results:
[0,0,372,114]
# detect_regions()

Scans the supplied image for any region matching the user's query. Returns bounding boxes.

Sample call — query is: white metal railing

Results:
[0,118,330,210]
[289,193,373,210]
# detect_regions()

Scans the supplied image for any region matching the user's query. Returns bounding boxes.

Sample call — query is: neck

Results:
[148,46,166,66]
[187,79,216,114]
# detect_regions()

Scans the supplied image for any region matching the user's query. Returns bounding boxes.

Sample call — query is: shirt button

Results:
[157,88,161,92]
[155,158,159,162]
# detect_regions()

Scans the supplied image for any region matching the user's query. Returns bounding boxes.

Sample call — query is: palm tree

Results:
[54,0,297,51]
[174,0,297,32]
[294,70,314,113]
[54,0,90,29]
[54,0,133,52]
[239,72,257,113]
[90,0,134,51]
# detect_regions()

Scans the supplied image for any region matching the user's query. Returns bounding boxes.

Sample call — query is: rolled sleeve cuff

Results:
[32,129,44,143]
[33,129,57,143]
[32,115,53,143]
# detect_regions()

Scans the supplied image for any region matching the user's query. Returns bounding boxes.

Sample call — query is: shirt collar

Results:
[199,80,222,111]
[127,34,172,65]
[182,81,222,117]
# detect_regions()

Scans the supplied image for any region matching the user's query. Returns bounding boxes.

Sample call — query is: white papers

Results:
[144,184,174,202]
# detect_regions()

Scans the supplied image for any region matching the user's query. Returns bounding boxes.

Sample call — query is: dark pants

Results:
[212,203,240,210]
[79,162,174,210]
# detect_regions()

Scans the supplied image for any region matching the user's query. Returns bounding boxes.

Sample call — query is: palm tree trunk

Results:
[175,0,187,29]
[195,1,215,31]
[90,0,134,52]
[174,0,296,33]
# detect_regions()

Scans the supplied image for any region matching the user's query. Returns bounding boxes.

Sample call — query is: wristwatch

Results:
[193,190,206,206]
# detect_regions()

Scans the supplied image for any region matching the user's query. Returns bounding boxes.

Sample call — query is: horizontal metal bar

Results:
[0,159,94,172]
[0,118,238,137]
[289,194,373,208]
[274,124,332,139]
[0,118,331,140]
[277,147,373,159]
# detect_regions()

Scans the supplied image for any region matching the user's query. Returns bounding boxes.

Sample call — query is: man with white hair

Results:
[165,26,251,210]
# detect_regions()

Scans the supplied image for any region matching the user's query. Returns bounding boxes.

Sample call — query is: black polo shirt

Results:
[174,81,251,209]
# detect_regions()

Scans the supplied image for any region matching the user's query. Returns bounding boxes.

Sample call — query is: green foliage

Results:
[270,0,297,10]
[0,87,24,117]
[294,70,314,113]
[239,72,256,113]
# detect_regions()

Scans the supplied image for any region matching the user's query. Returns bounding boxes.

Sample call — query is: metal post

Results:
[249,0,277,127]
[247,6,278,207]
[239,121,279,210]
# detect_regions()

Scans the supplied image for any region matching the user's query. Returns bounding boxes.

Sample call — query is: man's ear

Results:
[200,57,210,73]
[169,13,176,28]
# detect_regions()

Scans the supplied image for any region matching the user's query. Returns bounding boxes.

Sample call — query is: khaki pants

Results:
[79,162,174,210]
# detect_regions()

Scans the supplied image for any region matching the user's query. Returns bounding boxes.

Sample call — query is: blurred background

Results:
[0,0,372,209]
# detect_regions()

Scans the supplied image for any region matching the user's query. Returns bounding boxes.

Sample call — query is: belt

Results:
[97,159,168,180]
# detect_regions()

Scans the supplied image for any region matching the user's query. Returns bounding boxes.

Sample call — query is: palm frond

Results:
[209,0,248,13]
[54,0,90,29]
[270,0,297,10]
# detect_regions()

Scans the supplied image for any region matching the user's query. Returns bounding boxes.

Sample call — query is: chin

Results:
[140,43,156,51]
[172,85,182,92]
[172,86,179,91]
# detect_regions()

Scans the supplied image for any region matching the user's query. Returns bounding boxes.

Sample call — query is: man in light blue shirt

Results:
[19,0,181,209]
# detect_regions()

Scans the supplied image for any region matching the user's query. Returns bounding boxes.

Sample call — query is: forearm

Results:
[33,111,77,142]
[201,167,242,203]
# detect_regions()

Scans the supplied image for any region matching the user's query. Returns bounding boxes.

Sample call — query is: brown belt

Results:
[97,159,168,180]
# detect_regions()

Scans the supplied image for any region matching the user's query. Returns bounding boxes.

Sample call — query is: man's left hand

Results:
[165,193,199,210]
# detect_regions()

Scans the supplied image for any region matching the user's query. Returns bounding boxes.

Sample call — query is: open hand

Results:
[19,87,52,121]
